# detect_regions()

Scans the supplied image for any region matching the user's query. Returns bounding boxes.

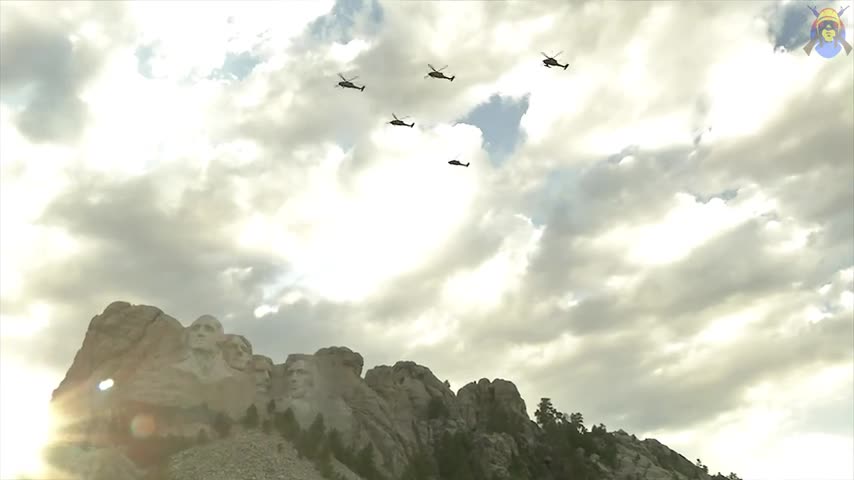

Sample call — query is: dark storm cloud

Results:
[0,2,134,143]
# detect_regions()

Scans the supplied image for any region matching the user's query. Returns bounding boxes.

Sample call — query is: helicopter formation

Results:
[336,53,569,168]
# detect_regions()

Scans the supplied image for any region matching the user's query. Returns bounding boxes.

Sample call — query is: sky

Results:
[0,0,852,479]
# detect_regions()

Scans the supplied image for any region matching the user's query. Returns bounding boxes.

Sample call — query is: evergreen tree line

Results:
[401,398,545,480]
[232,398,744,480]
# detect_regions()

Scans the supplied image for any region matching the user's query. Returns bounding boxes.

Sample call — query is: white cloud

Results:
[126,1,334,80]
[441,214,543,313]
[646,363,853,480]
[253,304,279,318]
[231,125,485,303]
[598,187,776,266]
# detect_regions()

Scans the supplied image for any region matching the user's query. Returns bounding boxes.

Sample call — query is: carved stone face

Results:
[187,315,224,352]
[251,355,273,392]
[286,359,315,398]
[220,334,252,370]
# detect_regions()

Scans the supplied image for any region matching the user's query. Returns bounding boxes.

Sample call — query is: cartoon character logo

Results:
[803,5,852,58]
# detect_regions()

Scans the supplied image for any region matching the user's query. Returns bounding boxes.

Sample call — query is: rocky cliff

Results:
[46,302,741,480]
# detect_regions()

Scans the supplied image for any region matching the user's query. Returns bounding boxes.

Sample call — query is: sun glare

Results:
[0,361,61,479]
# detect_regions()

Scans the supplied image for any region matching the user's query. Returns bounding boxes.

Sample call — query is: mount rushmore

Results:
[45,302,740,480]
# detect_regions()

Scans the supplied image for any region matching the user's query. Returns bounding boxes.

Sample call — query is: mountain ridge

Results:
[44,301,743,480]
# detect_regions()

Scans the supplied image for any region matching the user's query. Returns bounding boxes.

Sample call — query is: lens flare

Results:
[130,414,156,438]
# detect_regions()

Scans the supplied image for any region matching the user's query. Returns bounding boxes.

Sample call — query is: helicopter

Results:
[425,64,455,81]
[541,51,568,70]
[389,113,414,128]
[335,73,365,91]
[448,155,469,167]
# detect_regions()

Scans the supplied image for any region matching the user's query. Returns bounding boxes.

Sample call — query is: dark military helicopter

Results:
[425,64,455,81]
[335,73,365,91]
[448,156,469,167]
[541,51,568,70]
[389,113,414,128]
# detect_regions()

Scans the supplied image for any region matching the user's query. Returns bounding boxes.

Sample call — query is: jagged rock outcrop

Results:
[454,378,540,478]
[51,303,257,443]
[366,361,464,443]
[49,302,737,480]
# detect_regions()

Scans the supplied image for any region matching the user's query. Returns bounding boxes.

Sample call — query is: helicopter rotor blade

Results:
[541,52,550,58]
[392,113,399,120]
[438,65,448,72]
[348,75,359,81]
[428,63,437,71]
[554,51,563,58]
[337,73,347,81]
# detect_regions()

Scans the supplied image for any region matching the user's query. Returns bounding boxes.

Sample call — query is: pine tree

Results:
[327,428,355,466]
[242,404,259,429]
[212,412,232,438]
[275,408,301,440]
[355,443,380,479]
[299,413,327,459]
[267,398,276,416]
[315,443,335,478]
[534,398,558,428]
[569,412,585,432]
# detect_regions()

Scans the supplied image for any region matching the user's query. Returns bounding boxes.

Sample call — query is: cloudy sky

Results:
[1,0,852,479]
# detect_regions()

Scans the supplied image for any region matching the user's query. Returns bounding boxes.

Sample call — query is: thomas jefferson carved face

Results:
[220,334,252,370]
[187,315,224,352]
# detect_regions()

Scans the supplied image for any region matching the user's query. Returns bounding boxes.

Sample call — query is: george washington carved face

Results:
[187,315,224,352]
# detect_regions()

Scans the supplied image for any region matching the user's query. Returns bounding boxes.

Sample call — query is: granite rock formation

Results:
[49,302,738,480]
